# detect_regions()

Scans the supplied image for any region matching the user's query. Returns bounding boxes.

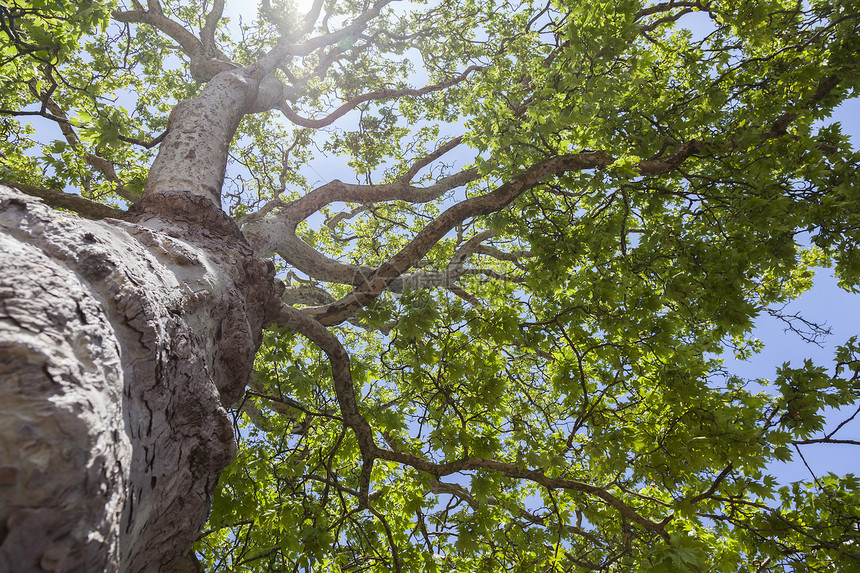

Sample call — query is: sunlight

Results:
[291,0,318,15]
[225,0,320,25]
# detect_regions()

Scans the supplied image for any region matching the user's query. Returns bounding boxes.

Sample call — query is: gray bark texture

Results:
[0,185,282,572]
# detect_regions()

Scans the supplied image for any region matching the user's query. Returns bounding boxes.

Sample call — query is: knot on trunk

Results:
[124,191,284,404]
[189,56,239,83]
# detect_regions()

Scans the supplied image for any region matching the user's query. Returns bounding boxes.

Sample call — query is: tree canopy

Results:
[2,0,860,570]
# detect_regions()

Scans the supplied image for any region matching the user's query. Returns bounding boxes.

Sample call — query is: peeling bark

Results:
[0,186,282,572]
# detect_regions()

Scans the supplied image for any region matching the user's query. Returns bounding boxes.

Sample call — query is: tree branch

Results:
[241,139,481,286]
[0,180,125,219]
[112,7,202,60]
[305,151,614,325]
[279,66,482,129]
[27,79,138,202]
[377,448,669,539]
[112,3,239,81]
[274,301,668,540]
[284,166,480,225]
[687,464,733,506]
[200,0,225,56]
[273,304,378,504]
[427,477,607,547]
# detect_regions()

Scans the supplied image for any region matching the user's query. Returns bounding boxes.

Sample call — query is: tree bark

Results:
[0,186,282,571]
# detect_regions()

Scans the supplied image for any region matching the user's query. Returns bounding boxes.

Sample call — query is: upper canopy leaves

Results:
[1,0,859,571]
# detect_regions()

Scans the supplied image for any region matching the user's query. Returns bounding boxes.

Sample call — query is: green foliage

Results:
[3,0,860,570]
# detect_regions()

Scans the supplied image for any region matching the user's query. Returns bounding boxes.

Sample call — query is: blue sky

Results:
[724,95,860,482]
[17,0,858,484]
[283,8,860,484]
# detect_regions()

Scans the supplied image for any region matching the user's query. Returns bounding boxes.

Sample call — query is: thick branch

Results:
[260,106,819,322]
[113,2,238,81]
[401,137,465,183]
[284,167,480,224]
[112,8,202,60]
[273,0,394,59]
[305,151,614,324]
[273,306,377,473]
[242,165,501,295]
[242,141,480,284]
[297,0,326,37]
[633,0,703,19]
[687,464,733,506]
[633,0,705,33]
[636,140,703,175]
[473,243,533,263]
[0,180,125,219]
[200,0,225,55]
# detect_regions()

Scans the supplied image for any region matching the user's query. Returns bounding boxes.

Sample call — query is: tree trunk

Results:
[0,185,282,572]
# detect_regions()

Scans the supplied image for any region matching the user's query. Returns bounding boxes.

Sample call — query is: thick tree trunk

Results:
[0,186,282,571]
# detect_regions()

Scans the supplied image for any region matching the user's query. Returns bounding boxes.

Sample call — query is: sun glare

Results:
[226,0,319,24]
[289,0,323,21]
[292,0,317,13]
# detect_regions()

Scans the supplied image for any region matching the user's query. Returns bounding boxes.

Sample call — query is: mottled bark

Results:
[0,186,282,572]
[0,56,284,572]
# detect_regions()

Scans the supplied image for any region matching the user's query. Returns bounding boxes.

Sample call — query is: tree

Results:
[1,0,859,570]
